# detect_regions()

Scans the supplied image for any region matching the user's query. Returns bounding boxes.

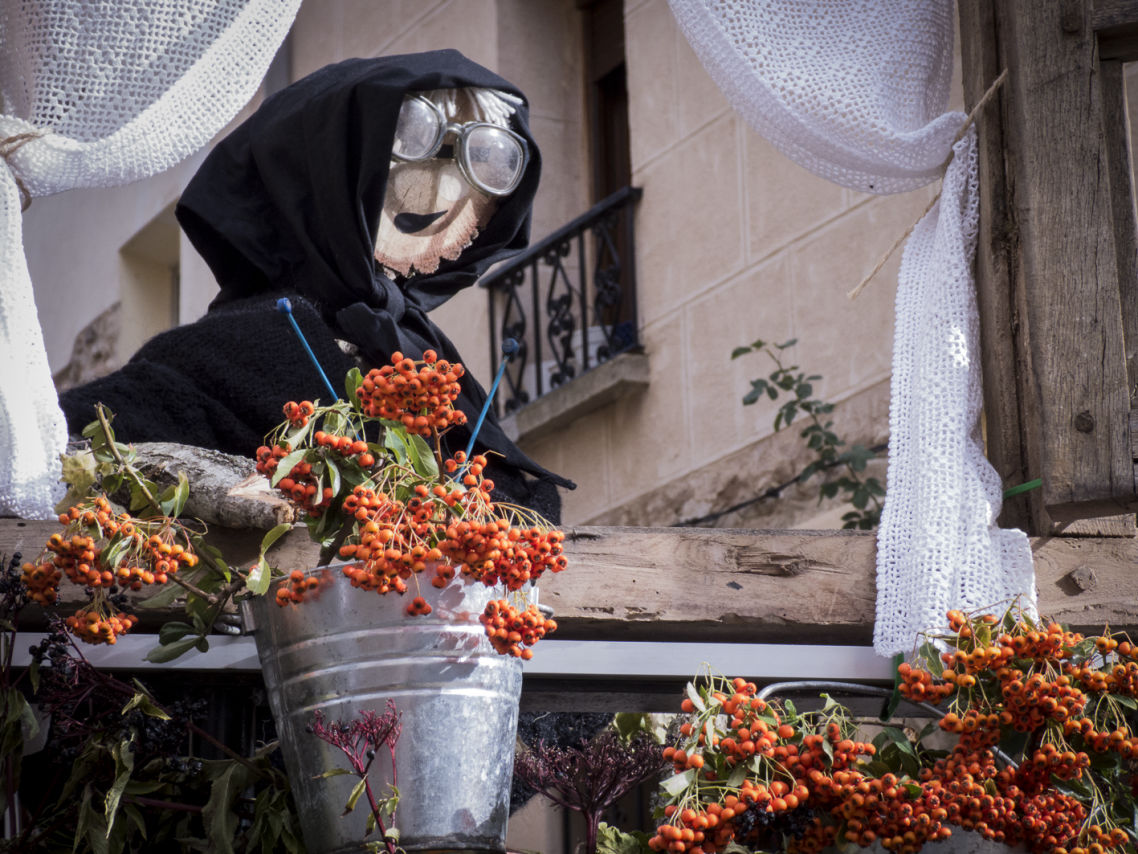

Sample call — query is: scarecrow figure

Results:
[59,50,572,518]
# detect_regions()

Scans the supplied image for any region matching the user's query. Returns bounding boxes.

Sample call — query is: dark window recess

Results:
[482,186,642,417]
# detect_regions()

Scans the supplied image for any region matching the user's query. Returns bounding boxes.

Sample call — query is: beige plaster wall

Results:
[516,0,962,528]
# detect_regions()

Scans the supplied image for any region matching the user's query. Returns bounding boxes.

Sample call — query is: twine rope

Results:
[847,69,1008,300]
[0,130,47,212]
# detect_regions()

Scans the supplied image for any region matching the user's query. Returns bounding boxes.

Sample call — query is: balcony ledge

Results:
[500,351,649,444]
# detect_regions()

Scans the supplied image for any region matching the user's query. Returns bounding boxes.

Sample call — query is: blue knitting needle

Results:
[462,338,519,465]
[276,298,340,403]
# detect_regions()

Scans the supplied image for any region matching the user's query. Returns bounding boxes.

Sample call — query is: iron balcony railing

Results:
[481,185,643,417]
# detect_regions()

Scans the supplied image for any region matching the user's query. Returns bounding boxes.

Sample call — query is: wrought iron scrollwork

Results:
[481,186,642,416]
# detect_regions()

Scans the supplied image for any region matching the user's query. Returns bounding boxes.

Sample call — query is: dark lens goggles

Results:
[391,95,528,198]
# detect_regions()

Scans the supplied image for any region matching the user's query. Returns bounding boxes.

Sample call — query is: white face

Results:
[374,95,499,278]
[374,158,496,277]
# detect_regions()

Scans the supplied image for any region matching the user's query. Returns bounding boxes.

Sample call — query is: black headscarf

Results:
[61,50,572,517]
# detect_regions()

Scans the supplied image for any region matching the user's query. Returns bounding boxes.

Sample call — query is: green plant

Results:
[308,702,402,852]
[732,338,884,529]
[22,350,566,662]
[1,613,301,854]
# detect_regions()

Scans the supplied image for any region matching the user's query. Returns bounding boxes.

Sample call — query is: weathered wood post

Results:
[959,0,1138,535]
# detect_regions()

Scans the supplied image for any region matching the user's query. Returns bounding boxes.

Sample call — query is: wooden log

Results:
[5,520,1138,644]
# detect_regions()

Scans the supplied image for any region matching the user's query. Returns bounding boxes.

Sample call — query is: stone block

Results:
[674,14,731,138]
[625,0,680,169]
[633,112,745,325]
[501,351,649,444]
[744,132,851,264]
[606,313,690,507]
[788,189,936,394]
[683,256,794,466]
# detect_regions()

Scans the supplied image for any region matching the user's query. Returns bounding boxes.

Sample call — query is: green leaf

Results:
[103,735,136,838]
[730,346,752,360]
[344,776,368,815]
[271,449,308,487]
[660,769,695,798]
[407,433,439,479]
[613,712,650,742]
[916,642,944,677]
[247,557,273,596]
[775,338,798,349]
[345,367,364,408]
[157,471,191,517]
[81,417,104,442]
[123,802,148,841]
[202,762,245,854]
[725,762,748,788]
[121,692,170,720]
[158,621,193,645]
[78,786,111,854]
[314,768,356,779]
[145,636,202,664]
[597,823,654,854]
[315,459,336,503]
[383,429,409,467]
[1111,694,1138,710]
[685,682,707,713]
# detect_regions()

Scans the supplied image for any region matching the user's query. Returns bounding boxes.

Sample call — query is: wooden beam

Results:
[4,520,1137,645]
[959,0,1035,533]
[965,2,1138,524]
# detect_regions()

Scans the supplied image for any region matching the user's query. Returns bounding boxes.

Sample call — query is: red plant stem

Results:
[362,776,397,854]
[583,809,600,854]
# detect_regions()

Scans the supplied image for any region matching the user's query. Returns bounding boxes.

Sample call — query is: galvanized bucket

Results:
[246,567,523,854]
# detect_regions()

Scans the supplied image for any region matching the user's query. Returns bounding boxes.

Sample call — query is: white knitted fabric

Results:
[668,0,1036,654]
[0,0,299,520]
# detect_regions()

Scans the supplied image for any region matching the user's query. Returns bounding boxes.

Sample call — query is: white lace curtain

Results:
[667,0,1036,655]
[0,0,300,520]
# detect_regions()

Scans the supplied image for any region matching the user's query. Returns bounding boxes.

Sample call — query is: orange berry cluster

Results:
[479,599,557,658]
[652,678,894,854]
[314,430,376,468]
[65,607,139,645]
[439,517,567,591]
[338,488,445,593]
[335,469,566,600]
[890,608,1138,853]
[405,595,431,616]
[257,359,566,659]
[897,661,954,703]
[254,443,336,517]
[282,399,315,427]
[274,568,333,606]
[357,350,467,437]
[22,496,197,626]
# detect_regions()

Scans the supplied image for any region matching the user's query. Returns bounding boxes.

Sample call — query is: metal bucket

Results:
[246,567,523,854]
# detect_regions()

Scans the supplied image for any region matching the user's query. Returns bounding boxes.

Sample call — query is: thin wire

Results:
[275,298,340,403]
[461,338,519,465]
